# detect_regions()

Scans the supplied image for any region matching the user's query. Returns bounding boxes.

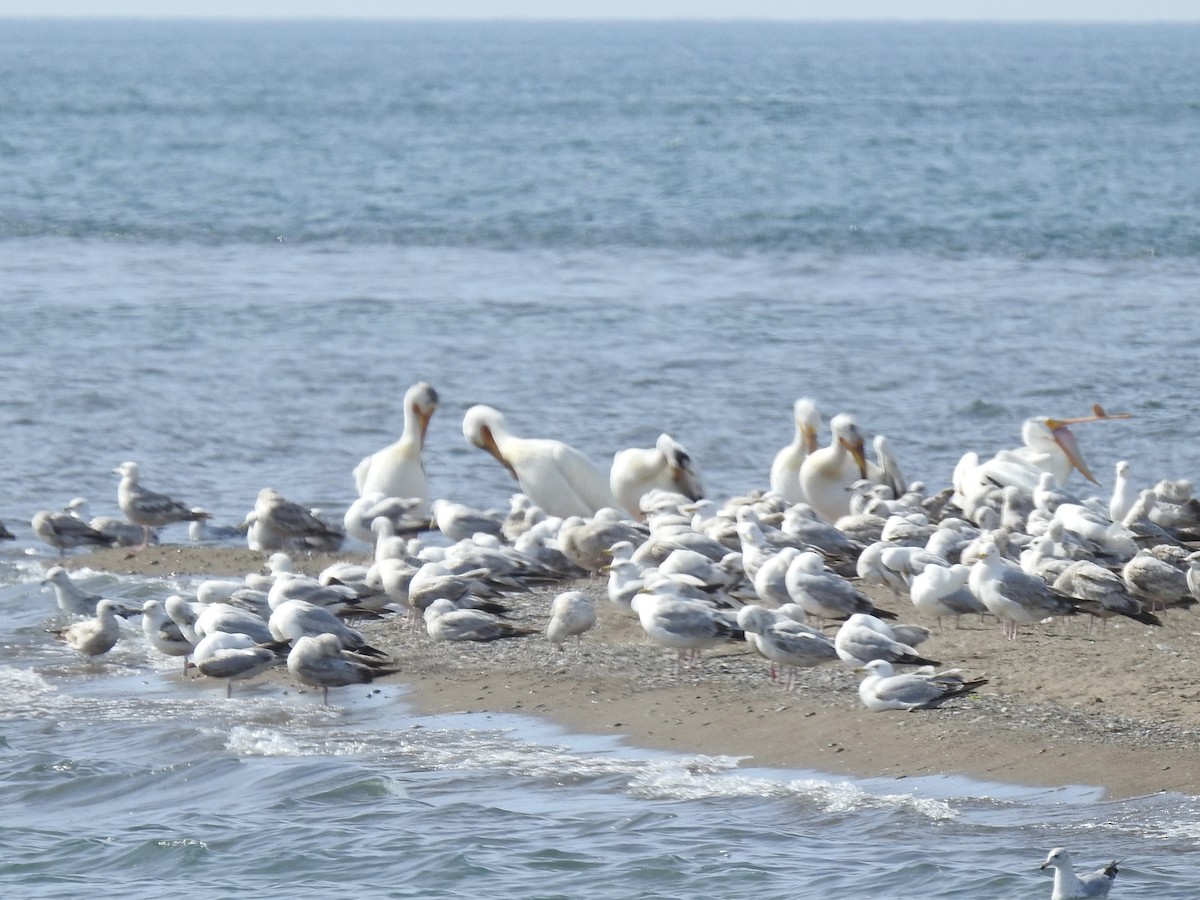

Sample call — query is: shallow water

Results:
[2,19,1199,896]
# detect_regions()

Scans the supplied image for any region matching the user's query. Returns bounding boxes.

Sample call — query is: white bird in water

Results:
[353,381,440,517]
[856,659,988,712]
[141,598,195,673]
[610,432,704,521]
[286,633,397,705]
[40,566,132,618]
[193,631,284,698]
[769,397,821,504]
[1039,847,1119,899]
[54,598,126,658]
[799,412,869,524]
[462,404,618,518]
[546,590,597,650]
[114,461,210,547]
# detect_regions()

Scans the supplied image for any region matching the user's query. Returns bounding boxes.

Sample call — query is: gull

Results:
[629,591,743,671]
[867,434,907,499]
[31,509,115,556]
[834,613,940,668]
[353,381,440,517]
[423,598,536,642]
[194,602,275,644]
[40,566,133,618]
[54,599,125,658]
[610,432,705,521]
[430,498,505,542]
[343,493,425,545]
[546,590,597,650]
[268,599,387,657]
[785,550,896,626]
[463,404,618,518]
[736,604,837,689]
[769,397,821,504]
[114,461,210,546]
[1039,847,1119,899]
[969,541,1078,639]
[247,488,344,551]
[267,571,361,614]
[909,563,987,629]
[556,513,646,574]
[857,659,988,712]
[193,631,284,698]
[605,542,645,609]
[799,412,869,524]
[164,595,202,644]
[63,496,152,548]
[1122,548,1194,612]
[141,598,195,673]
[1052,559,1162,627]
[1108,460,1138,523]
[287,633,398,705]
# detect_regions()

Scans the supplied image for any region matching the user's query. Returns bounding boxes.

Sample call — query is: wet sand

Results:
[69,544,1200,800]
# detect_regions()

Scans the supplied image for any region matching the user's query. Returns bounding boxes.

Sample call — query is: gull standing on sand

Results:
[770,397,821,504]
[1039,847,1119,899]
[114,461,210,546]
[462,404,618,518]
[546,590,597,650]
[629,591,743,671]
[247,488,344,550]
[31,508,114,556]
[799,412,869,524]
[969,541,1078,639]
[423,597,536,642]
[736,604,837,689]
[785,550,894,625]
[610,432,705,521]
[353,381,440,517]
[286,633,397,705]
[856,659,987,712]
[54,599,125,658]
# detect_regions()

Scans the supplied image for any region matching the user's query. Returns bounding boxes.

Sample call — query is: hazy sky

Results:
[2,1,1199,20]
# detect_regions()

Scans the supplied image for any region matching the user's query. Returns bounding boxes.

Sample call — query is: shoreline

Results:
[65,544,1200,800]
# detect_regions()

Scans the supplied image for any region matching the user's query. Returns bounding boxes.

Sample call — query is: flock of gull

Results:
[10,381,1200,734]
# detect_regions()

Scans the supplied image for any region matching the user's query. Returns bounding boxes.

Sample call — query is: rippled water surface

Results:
[2,19,1200,897]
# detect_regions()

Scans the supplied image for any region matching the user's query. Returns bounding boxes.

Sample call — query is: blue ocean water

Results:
[2,19,1200,896]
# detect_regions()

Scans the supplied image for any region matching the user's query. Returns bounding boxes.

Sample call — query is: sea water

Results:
[2,20,1199,896]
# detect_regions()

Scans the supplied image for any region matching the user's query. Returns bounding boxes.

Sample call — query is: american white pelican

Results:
[113,461,210,546]
[799,413,869,524]
[856,659,988,712]
[462,404,617,518]
[769,397,820,503]
[1039,848,1119,900]
[610,433,704,520]
[352,381,440,517]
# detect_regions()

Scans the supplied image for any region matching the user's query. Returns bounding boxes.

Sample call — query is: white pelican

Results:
[462,404,617,518]
[856,659,988,712]
[799,413,868,524]
[113,461,210,546]
[769,397,820,503]
[610,433,704,521]
[352,381,439,517]
[1039,848,1119,899]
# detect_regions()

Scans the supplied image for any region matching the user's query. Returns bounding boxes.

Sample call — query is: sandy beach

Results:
[67,543,1200,800]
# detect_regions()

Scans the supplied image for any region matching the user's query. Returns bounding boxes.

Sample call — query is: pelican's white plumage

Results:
[353,381,440,517]
[463,404,617,518]
[610,433,704,520]
[769,397,821,504]
[799,413,869,524]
